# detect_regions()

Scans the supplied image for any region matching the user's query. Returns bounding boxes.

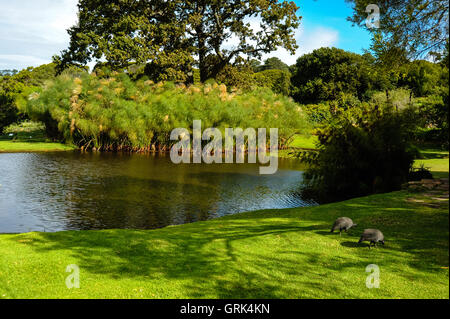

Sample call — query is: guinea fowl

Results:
[358,229,385,248]
[330,217,357,235]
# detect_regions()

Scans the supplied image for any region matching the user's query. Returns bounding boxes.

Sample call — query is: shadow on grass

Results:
[431,171,450,179]
[6,190,449,298]
[419,151,449,160]
[341,241,363,248]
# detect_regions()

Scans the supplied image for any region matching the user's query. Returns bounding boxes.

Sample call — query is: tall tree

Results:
[290,47,374,103]
[55,0,300,82]
[347,0,449,59]
[0,64,59,132]
[256,57,290,72]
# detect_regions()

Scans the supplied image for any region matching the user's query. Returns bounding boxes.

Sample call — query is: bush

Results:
[19,72,310,151]
[408,165,433,181]
[370,88,413,110]
[414,91,449,148]
[254,69,291,95]
[3,120,45,134]
[290,47,374,104]
[215,64,256,91]
[297,104,418,203]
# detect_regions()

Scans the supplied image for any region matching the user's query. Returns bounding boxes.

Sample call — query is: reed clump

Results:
[19,73,309,151]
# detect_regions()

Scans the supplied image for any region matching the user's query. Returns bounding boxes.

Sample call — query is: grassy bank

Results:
[0,190,448,299]
[0,131,75,153]
[0,141,75,152]
[414,148,449,179]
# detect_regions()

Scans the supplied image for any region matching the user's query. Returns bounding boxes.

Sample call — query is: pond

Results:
[0,152,316,233]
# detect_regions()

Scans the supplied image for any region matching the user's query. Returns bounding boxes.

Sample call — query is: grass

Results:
[0,131,75,153]
[0,190,448,299]
[288,134,318,149]
[414,147,449,179]
[279,133,318,159]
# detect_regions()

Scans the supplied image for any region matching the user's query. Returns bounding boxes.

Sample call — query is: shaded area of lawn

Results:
[0,131,75,153]
[0,190,447,299]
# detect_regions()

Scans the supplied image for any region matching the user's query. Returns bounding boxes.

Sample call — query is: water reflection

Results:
[0,152,315,233]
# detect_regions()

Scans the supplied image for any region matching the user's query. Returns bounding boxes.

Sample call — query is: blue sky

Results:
[0,0,372,71]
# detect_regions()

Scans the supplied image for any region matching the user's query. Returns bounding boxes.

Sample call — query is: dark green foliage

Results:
[398,60,447,97]
[214,63,256,91]
[408,165,433,181]
[415,90,449,148]
[290,47,375,104]
[0,63,59,132]
[193,69,201,85]
[300,103,334,125]
[0,94,20,133]
[255,57,290,72]
[301,94,363,126]
[298,104,417,203]
[254,69,291,95]
[55,0,300,83]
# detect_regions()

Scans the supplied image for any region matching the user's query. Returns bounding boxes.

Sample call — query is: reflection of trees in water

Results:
[1,152,311,232]
[62,175,222,230]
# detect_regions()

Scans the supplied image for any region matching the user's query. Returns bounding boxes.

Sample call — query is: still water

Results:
[0,152,315,233]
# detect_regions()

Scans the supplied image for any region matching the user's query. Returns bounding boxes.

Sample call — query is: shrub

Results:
[215,64,256,91]
[408,165,433,181]
[297,104,418,203]
[254,69,291,95]
[3,120,45,134]
[370,88,413,110]
[290,47,374,103]
[414,90,449,148]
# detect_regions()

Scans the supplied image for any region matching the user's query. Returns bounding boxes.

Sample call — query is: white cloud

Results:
[263,26,339,65]
[220,16,339,66]
[0,0,78,70]
[0,55,50,69]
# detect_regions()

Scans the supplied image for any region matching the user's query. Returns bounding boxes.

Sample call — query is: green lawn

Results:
[0,190,448,299]
[0,141,75,152]
[288,134,318,149]
[414,148,449,179]
[0,131,75,153]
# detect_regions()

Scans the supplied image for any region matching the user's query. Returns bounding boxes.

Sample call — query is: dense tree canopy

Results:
[0,63,59,132]
[254,57,290,72]
[56,0,300,82]
[290,47,374,104]
[398,60,447,97]
[254,69,291,95]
